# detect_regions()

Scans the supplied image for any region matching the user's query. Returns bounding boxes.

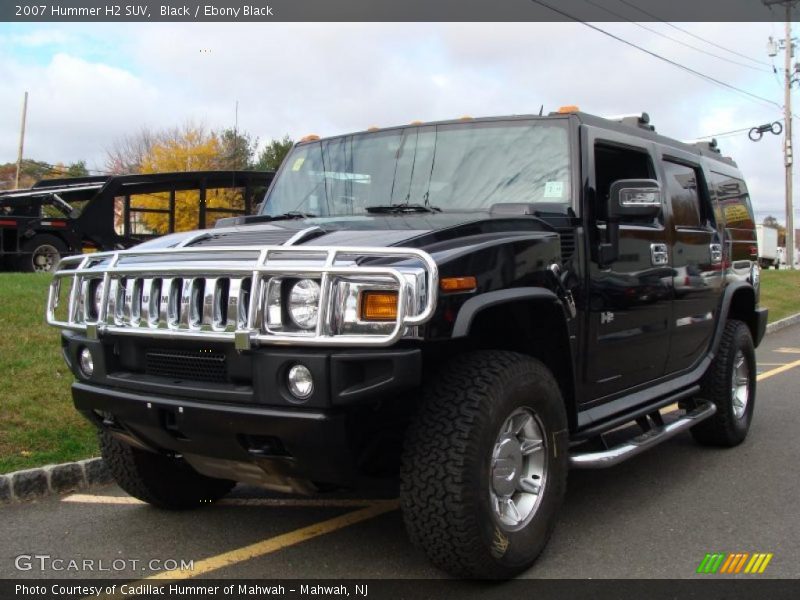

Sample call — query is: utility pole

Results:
[784,6,796,269]
[767,0,798,269]
[14,91,28,190]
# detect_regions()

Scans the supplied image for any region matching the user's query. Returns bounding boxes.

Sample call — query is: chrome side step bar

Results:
[569,402,717,469]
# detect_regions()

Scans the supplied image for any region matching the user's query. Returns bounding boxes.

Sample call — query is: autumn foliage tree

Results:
[117,124,244,232]
[106,124,293,233]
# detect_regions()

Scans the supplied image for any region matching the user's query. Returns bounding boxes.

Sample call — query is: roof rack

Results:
[690,138,721,154]
[604,112,655,132]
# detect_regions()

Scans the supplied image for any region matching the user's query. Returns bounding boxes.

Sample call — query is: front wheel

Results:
[400,351,568,578]
[691,319,756,447]
[99,431,235,509]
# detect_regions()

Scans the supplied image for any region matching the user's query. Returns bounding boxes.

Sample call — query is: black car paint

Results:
[62,112,765,488]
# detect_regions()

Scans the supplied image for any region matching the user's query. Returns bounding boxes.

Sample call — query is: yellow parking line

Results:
[151,500,398,579]
[758,358,800,382]
[89,500,399,599]
[62,493,388,509]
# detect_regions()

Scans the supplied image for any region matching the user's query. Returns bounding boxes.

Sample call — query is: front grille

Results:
[145,349,227,383]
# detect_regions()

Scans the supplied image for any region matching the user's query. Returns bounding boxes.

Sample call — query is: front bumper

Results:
[74,382,356,490]
[62,331,421,409]
[64,332,422,490]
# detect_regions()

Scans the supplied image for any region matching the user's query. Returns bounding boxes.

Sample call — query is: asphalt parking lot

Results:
[3,324,800,581]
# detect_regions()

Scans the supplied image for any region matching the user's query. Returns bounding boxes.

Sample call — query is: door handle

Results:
[650,243,669,266]
[709,243,722,265]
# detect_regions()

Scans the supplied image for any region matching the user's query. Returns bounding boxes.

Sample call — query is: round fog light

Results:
[78,347,94,378]
[287,364,313,400]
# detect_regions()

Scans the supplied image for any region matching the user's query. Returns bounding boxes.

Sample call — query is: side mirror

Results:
[608,179,662,220]
[598,179,662,266]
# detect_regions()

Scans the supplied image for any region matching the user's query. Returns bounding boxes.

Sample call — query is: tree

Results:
[255,135,294,172]
[105,127,158,175]
[218,128,258,170]
[132,124,244,232]
[0,159,89,189]
[65,161,89,177]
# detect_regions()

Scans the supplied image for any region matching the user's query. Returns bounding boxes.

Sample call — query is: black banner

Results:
[3,579,800,600]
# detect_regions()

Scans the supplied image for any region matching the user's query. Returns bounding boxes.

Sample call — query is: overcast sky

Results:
[0,21,797,222]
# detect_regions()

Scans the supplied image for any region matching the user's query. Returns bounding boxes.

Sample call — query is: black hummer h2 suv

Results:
[47,109,767,578]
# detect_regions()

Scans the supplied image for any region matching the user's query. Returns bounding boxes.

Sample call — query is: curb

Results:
[2,313,798,505]
[765,312,800,335]
[0,458,113,504]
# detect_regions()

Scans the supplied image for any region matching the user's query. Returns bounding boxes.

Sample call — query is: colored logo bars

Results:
[697,552,773,574]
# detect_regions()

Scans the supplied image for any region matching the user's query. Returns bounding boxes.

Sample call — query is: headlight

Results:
[287,279,321,330]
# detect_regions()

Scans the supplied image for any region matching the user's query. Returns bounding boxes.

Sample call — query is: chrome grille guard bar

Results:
[46,245,439,348]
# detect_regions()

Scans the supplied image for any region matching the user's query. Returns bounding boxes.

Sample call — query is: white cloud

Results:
[0,21,795,221]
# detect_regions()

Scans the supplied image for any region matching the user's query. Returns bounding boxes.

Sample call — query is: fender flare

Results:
[451,287,562,338]
[713,281,765,350]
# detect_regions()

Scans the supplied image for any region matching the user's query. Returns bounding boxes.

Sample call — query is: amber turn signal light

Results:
[440,276,477,293]
[361,291,399,321]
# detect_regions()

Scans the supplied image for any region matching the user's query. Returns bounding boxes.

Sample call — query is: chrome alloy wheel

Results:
[490,407,548,531]
[731,350,750,419]
[32,244,60,273]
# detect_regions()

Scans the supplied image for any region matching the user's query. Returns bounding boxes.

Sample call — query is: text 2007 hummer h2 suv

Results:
[47,109,767,578]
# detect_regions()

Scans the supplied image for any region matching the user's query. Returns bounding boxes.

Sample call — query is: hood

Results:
[133,212,557,254]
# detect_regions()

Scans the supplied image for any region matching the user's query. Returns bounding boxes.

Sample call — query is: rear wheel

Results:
[99,431,235,509]
[400,351,568,578]
[19,235,66,273]
[691,319,756,447]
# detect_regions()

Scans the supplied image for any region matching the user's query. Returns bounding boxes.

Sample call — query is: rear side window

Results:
[662,160,703,228]
[710,171,754,230]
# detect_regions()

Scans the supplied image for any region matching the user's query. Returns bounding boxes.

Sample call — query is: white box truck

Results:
[757,224,779,269]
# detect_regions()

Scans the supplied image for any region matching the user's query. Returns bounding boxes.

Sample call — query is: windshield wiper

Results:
[263,211,317,221]
[365,203,441,214]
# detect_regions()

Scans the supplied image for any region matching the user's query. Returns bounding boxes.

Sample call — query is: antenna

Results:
[234,100,239,171]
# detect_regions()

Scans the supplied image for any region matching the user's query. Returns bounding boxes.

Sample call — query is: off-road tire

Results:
[18,234,66,273]
[400,351,569,579]
[691,319,756,447]
[99,431,235,509]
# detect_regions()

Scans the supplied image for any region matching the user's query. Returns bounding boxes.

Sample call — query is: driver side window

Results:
[594,143,656,222]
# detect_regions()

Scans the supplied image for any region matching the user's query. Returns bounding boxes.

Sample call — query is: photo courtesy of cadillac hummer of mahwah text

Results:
[46,109,767,578]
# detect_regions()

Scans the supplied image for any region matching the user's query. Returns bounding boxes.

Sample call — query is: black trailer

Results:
[0,170,273,272]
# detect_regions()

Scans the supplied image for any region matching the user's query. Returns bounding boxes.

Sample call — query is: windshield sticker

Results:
[310,171,371,183]
[544,181,564,198]
[291,157,306,171]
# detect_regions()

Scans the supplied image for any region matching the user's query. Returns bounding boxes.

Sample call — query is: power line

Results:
[614,0,773,68]
[23,158,113,177]
[693,125,755,140]
[531,0,783,112]
[581,0,771,73]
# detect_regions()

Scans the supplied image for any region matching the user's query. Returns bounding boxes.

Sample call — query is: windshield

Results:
[261,119,571,216]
